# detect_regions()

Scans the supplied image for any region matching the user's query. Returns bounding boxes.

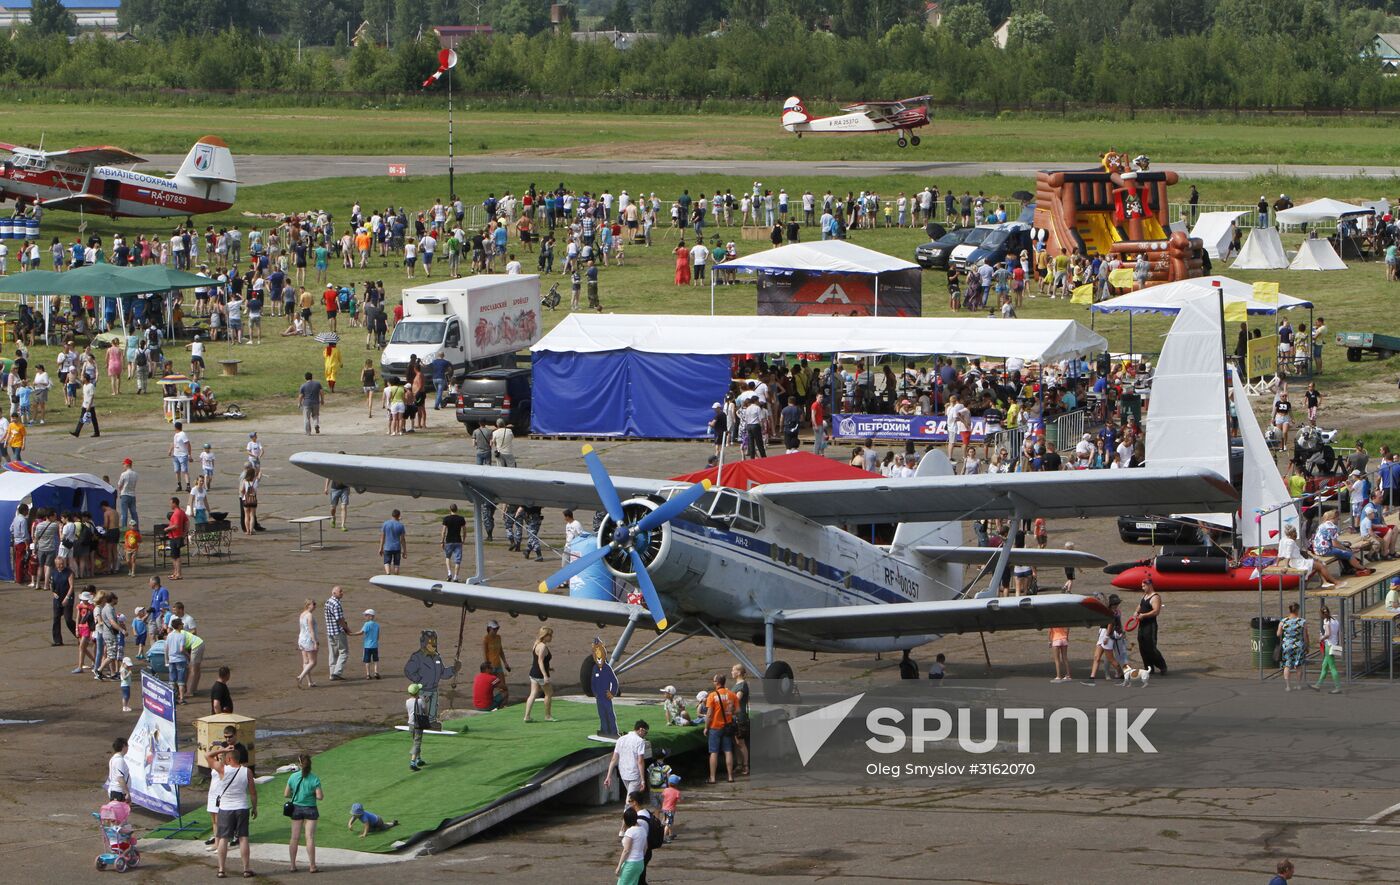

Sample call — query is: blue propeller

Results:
[537,445,710,632]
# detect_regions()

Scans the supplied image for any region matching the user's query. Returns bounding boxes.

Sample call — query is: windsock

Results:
[422,48,458,87]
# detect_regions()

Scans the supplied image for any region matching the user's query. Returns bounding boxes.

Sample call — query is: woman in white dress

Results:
[296,598,319,688]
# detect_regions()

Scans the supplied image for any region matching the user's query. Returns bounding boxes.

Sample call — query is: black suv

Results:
[915,227,974,270]
[455,367,532,432]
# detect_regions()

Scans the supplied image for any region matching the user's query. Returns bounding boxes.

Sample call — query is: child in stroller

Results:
[93,799,141,872]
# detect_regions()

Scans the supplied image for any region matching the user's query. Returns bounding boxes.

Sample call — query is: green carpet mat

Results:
[177,700,704,853]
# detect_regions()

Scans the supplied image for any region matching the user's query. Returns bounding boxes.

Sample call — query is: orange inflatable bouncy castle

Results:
[1032,154,1204,287]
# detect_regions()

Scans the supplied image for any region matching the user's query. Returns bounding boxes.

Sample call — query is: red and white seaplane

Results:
[781,95,932,147]
[0,135,237,218]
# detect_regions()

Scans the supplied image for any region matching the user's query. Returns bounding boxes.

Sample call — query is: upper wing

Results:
[44,145,147,166]
[371,575,657,628]
[38,194,113,213]
[912,547,1107,569]
[291,451,669,511]
[772,594,1110,641]
[752,467,1237,525]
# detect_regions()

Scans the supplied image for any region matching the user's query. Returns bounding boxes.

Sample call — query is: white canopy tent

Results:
[1231,227,1289,270]
[533,314,1107,362]
[0,472,114,581]
[1275,198,1372,226]
[1090,276,1312,316]
[1289,238,1347,271]
[1189,210,1247,259]
[722,240,918,275]
[1090,276,1313,357]
[714,240,920,316]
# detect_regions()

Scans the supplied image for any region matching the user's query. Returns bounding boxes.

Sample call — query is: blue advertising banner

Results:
[832,413,992,442]
[126,670,179,817]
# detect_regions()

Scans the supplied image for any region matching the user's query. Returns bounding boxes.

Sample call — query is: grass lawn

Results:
[172,699,704,854]
[12,169,1398,440]
[8,101,1400,166]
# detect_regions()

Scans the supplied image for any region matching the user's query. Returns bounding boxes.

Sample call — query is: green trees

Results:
[14,0,1400,110]
[29,0,76,36]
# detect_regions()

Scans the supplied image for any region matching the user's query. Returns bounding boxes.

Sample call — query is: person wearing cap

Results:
[185,334,205,381]
[348,801,397,837]
[482,620,510,680]
[1385,576,1400,612]
[660,773,682,842]
[405,683,427,771]
[707,401,727,460]
[660,685,692,726]
[358,608,381,680]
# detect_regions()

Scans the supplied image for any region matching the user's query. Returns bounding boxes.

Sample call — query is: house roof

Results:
[1374,33,1400,55]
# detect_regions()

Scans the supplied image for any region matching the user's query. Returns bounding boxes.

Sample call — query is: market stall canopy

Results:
[0,471,114,581]
[532,314,1107,362]
[0,264,214,297]
[0,269,66,295]
[1275,198,1374,225]
[123,265,219,290]
[721,240,919,274]
[1091,276,1311,316]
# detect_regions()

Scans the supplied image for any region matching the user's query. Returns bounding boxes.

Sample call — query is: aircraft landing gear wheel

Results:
[763,660,797,703]
[896,137,908,148]
[580,655,597,697]
[910,135,921,146]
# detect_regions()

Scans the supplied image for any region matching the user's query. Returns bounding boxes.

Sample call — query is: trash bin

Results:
[1250,616,1281,667]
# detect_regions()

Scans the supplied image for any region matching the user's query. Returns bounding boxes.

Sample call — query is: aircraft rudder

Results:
[176,135,237,183]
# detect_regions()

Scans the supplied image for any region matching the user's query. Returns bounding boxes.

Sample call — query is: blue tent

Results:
[0,472,115,581]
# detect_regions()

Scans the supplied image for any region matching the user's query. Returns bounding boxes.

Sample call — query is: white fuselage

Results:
[782,113,895,135]
[620,489,960,654]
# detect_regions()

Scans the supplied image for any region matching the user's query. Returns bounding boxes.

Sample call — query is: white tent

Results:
[1091,276,1312,316]
[1189,211,1247,259]
[1231,227,1289,270]
[1289,238,1347,271]
[721,240,919,274]
[1275,198,1371,226]
[533,314,1107,362]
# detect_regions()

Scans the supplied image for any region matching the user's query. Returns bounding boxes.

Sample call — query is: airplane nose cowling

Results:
[596,498,672,579]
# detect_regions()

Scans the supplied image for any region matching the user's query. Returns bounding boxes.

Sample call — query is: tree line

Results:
[9,0,1400,110]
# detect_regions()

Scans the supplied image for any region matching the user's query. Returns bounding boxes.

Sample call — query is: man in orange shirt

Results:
[703,673,738,784]
[355,230,372,268]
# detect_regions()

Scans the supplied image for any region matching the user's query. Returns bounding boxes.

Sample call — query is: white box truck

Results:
[380,274,541,384]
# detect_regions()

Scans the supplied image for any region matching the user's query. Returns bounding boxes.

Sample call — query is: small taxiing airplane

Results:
[0,135,237,218]
[293,447,1233,701]
[781,95,933,147]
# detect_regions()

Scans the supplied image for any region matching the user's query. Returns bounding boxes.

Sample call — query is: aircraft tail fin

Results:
[175,136,237,184]
[891,449,964,600]
[781,96,810,131]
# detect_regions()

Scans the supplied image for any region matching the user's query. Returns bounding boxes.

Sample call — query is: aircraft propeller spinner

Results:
[538,445,710,631]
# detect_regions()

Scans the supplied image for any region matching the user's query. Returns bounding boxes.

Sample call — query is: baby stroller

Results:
[542,283,562,311]
[93,800,141,872]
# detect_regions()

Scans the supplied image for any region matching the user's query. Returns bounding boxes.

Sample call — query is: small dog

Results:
[1120,665,1151,687]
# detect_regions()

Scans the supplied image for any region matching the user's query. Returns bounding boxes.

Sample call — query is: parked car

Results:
[956,221,1036,270]
[914,226,974,270]
[455,367,532,432]
[1116,516,1207,545]
[1117,444,1244,543]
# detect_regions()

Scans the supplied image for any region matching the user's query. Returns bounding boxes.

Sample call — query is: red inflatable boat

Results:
[1108,554,1302,592]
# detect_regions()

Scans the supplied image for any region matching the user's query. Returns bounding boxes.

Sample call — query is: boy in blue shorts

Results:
[359,608,380,679]
[132,606,149,658]
[348,802,398,838]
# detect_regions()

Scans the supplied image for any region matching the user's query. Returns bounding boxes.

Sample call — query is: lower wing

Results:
[370,575,656,629]
[39,194,113,213]
[771,594,1111,641]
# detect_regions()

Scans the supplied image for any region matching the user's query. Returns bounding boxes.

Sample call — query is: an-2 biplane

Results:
[781,95,932,147]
